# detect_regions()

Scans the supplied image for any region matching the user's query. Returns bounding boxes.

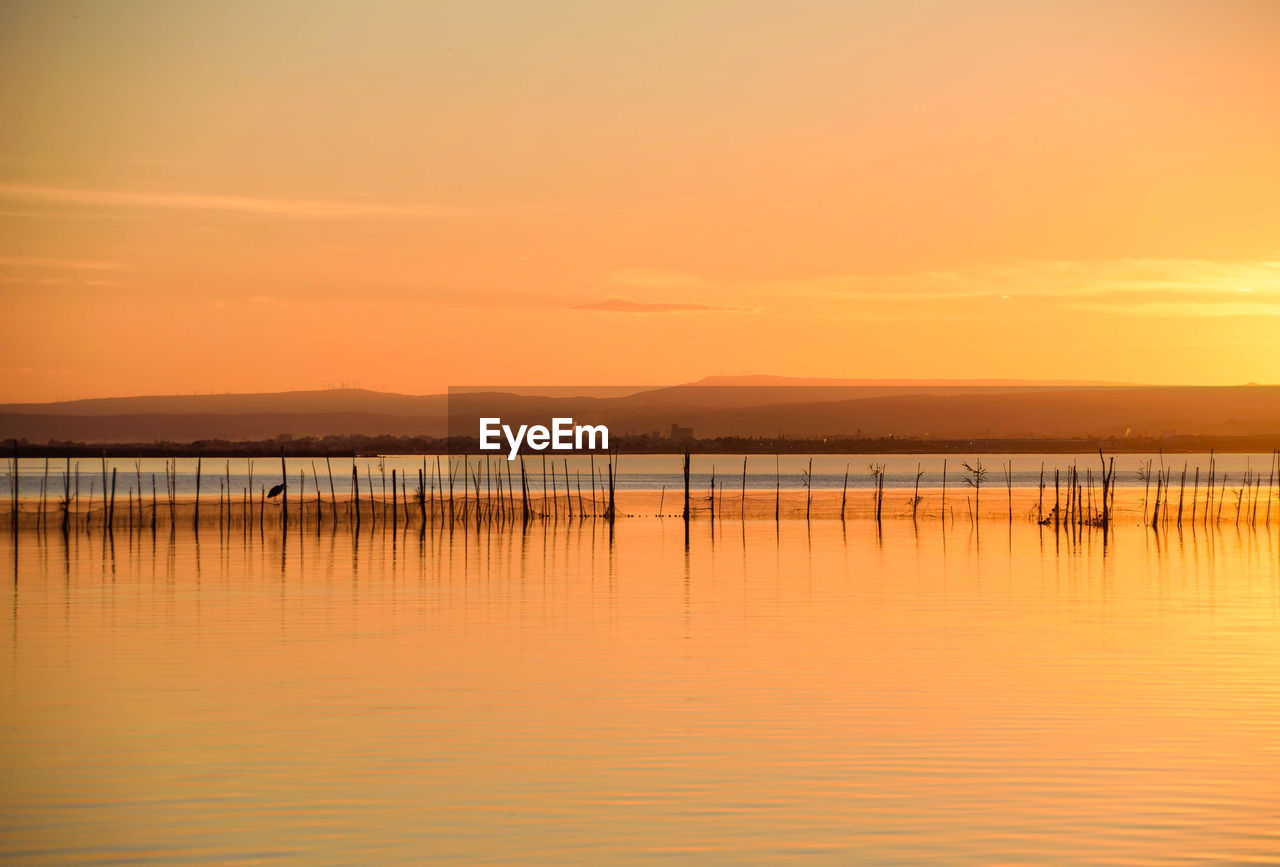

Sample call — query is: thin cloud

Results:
[1070,300,1280,318]
[1,365,76,376]
[765,257,1280,303]
[0,255,121,270]
[609,269,711,290]
[0,183,473,219]
[573,297,747,313]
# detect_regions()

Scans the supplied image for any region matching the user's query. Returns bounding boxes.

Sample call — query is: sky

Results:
[2,0,1279,402]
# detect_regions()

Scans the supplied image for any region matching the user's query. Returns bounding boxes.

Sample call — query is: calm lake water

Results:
[3,502,1279,861]
[9,452,1278,498]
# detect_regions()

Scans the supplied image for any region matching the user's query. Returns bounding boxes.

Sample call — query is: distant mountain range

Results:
[1,379,1277,444]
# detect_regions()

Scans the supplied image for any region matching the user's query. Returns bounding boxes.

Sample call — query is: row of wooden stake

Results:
[6,449,619,535]
[7,448,1280,533]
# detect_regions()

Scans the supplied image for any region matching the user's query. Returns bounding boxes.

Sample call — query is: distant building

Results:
[669,424,693,440]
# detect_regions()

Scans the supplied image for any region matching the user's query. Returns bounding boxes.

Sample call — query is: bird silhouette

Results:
[267,482,286,499]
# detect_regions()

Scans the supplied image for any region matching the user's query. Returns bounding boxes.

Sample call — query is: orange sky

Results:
[2,0,1279,402]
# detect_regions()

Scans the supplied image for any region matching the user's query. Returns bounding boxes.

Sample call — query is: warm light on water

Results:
[2,513,1279,862]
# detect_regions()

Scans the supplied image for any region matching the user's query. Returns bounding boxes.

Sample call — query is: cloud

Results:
[615,258,1280,322]
[592,258,1280,316]
[609,269,711,290]
[764,257,1280,303]
[1069,300,1280,318]
[0,255,121,270]
[0,183,473,219]
[573,297,747,313]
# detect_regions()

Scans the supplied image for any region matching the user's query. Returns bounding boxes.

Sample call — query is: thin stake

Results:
[353,463,361,529]
[683,452,691,522]
[941,459,947,526]
[842,462,850,520]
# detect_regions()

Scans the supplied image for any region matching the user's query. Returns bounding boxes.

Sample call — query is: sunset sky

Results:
[2,0,1279,401]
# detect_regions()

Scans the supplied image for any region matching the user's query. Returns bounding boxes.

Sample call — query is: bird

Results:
[267,482,286,499]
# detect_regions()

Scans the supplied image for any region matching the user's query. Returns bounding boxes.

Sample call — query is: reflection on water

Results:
[2,516,1279,863]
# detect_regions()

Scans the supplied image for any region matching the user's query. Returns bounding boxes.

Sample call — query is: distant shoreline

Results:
[6,434,1279,458]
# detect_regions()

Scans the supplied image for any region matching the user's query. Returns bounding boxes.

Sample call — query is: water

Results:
[3,497,1280,862]
[8,452,1277,498]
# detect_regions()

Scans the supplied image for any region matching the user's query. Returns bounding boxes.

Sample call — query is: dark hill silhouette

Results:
[1,381,1277,444]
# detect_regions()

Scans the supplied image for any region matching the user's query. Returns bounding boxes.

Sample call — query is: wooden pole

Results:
[565,459,573,520]
[326,457,337,523]
[1206,459,1214,526]
[805,458,812,521]
[448,457,455,525]
[9,440,16,535]
[1151,470,1162,528]
[1177,461,1186,526]
[433,456,442,521]
[313,463,323,525]
[278,451,287,533]
[195,458,204,530]
[682,452,691,522]
[61,457,70,535]
[100,452,108,529]
[1191,466,1199,524]
[39,457,48,529]
[940,459,947,526]
[1005,460,1013,523]
[1054,468,1060,529]
[1267,449,1276,527]
[607,454,616,524]
[520,457,529,524]
[913,463,922,522]
[541,455,548,520]
[774,454,780,522]
[1039,462,1045,523]
[1096,452,1107,527]
[710,465,716,523]
[875,465,884,525]
[352,463,361,529]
